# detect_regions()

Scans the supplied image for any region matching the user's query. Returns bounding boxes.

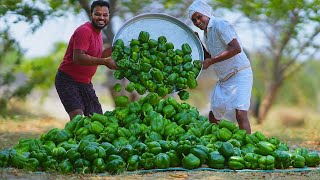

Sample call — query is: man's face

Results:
[91,6,109,30]
[191,12,209,30]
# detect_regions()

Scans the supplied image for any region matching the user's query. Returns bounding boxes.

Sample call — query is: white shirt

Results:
[204,16,251,80]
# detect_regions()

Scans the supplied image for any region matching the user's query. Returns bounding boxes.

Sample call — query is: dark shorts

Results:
[55,70,102,116]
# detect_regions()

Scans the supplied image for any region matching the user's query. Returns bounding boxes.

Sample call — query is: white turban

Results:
[188,0,213,19]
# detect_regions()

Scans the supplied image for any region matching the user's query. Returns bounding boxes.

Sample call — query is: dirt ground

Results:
[1,167,320,180]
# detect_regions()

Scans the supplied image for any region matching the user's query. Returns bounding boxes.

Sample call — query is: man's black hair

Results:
[91,0,110,13]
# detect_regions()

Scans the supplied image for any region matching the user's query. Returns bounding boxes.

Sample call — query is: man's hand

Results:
[104,57,117,70]
[102,47,112,58]
[202,58,213,69]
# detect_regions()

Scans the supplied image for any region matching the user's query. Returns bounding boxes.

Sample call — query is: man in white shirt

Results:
[188,0,253,134]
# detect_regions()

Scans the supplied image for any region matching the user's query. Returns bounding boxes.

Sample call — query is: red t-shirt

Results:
[59,22,103,83]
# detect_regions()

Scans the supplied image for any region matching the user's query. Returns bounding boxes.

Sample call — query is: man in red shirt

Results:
[55,0,117,120]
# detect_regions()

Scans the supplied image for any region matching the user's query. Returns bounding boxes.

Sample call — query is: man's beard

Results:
[91,20,107,30]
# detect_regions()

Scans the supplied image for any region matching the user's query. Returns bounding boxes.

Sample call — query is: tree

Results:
[212,0,320,123]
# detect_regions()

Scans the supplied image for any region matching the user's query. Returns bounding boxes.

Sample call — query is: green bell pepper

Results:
[0,150,10,167]
[150,68,164,83]
[217,127,232,142]
[130,38,140,47]
[243,152,260,169]
[146,141,162,155]
[88,121,104,136]
[148,39,158,48]
[173,111,192,126]
[140,152,155,170]
[166,150,180,167]
[112,137,129,149]
[294,147,309,158]
[167,73,178,85]
[74,158,91,174]
[258,155,275,170]
[141,103,154,117]
[138,31,150,43]
[64,114,82,133]
[158,36,167,44]
[157,43,166,52]
[58,159,73,174]
[127,155,140,171]
[253,131,267,141]
[178,90,190,101]
[176,140,192,158]
[106,155,126,174]
[140,62,152,72]
[118,144,133,161]
[207,151,225,169]
[292,154,305,168]
[23,157,40,172]
[125,82,135,93]
[133,142,148,156]
[114,39,124,49]
[305,152,320,167]
[154,153,171,169]
[128,122,142,136]
[254,141,276,156]
[190,145,209,165]
[115,107,130,121]
[165,42,174,50]
[29,149,47,163]
[40,128,60,142]
[90,113,109,125]
[52,146,67,160]
[218,119,237,131]
[66,148,81,163]
[55,129,73,144]
[115,96,129,107]
[186,76,198,89]
[100,142,118,156]
[149,111,164,134]
[162,104,176,119]
[181,43,192,54]
[83,145,99,161]
[113,70,125,80]
[228,156,245,170]
[99,124,118,142]
[128,101,141,114]
[117,127,132,139]
[42,156,58,172]
[113,83,122,92]
[241,143,256,154]
[182,153,201,169]
[245,134,260,145]
[157,85,168,97]
[92,158,107,173]
[274,150,292,169]
[268,137,280,146]
[135,83,147,95]
[111,51,123,61]
[218,141,234,159]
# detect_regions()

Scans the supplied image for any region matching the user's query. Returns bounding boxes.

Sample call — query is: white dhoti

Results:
[210,68,253,122]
